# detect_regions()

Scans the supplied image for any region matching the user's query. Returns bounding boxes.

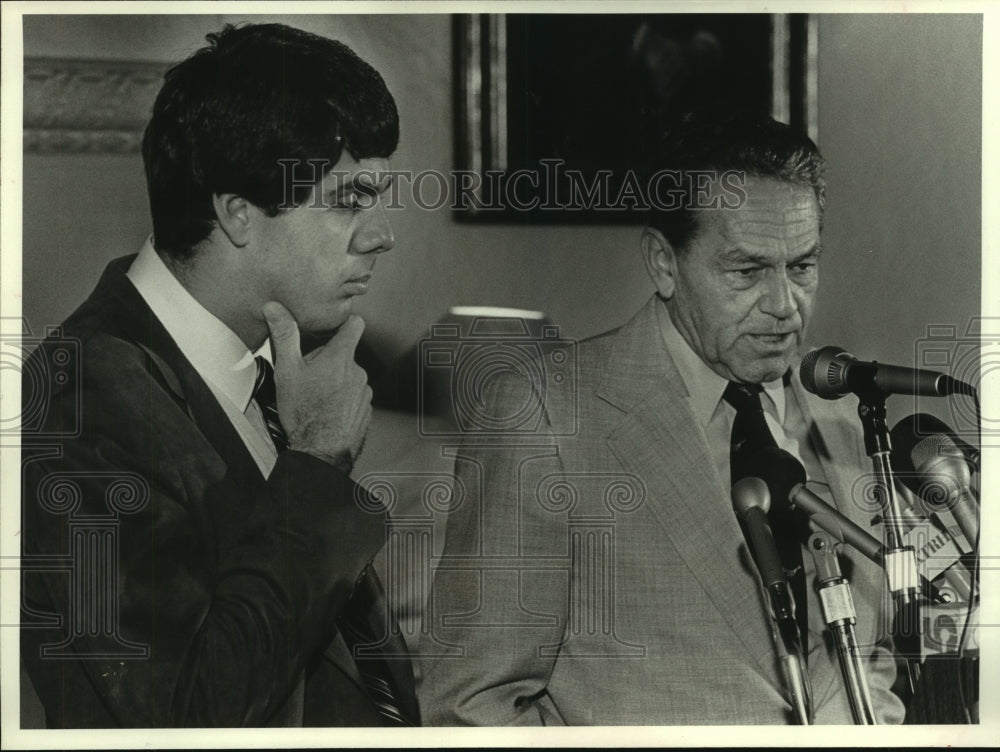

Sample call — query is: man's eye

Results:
[732,267,759,278]
[791,262,818,275]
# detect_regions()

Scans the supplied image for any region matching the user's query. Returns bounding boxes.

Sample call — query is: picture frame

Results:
[454,13,818,222]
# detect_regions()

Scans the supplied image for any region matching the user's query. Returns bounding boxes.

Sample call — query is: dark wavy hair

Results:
[142,23,399,261]
[647,112,826,251]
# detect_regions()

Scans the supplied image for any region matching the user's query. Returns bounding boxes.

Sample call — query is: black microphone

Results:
[890,412,980,472]
[890,416,979,549]
[731,477,798,625]
[800,346,976,400]
[750,447,959,604]
[751,447,887,564]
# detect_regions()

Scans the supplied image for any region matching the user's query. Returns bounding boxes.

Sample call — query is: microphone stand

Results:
[806,529,877,724]
[778,647,812,726]
[766,582,812,725]
[855,389,922,692]
[733,478,813,724]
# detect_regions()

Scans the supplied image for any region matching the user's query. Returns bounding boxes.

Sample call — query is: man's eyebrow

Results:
[717,248,771,265]
[324,172,394,198]
[717,244,823,265]
[790,244,823,263]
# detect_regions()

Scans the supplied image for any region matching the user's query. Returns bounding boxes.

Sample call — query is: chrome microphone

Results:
[800,346,975,400]
[890,412,980,474]
[891,415,979,549]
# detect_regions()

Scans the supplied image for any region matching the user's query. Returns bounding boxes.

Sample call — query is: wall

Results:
[21,12,982,415]
[812,14,981,425]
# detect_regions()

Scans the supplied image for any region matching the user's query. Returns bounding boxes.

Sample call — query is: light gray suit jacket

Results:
[418,297,905,725]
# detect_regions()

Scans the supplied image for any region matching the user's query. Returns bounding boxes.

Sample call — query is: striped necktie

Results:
[252,358,416,724]
[723,380,810,657]
[337,564,420,726]
[253,356,288,452]
[250,357,303,721]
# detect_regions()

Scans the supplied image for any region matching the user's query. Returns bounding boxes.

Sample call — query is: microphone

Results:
[750,446,958,604]
[731,477,798,625]
[800,346,975,400]
[732,476,813,724]
[750,447,886,564]
[890,416,979,549]
[890,412,980,472]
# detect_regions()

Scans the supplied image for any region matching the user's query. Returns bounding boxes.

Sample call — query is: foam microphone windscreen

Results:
[890,413,977,478]
[747,446,807,512]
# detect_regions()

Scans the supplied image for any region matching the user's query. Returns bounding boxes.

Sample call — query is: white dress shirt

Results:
[127,238,279,477]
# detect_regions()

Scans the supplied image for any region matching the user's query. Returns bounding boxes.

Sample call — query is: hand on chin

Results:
[296,310,354,355]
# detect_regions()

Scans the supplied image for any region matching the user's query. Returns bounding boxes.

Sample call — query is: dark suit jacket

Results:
[20,256,413,727]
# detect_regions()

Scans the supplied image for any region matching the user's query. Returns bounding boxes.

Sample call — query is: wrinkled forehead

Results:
[714,177,820,251]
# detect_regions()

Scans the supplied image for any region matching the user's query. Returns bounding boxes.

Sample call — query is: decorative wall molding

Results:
[24,57,169,154]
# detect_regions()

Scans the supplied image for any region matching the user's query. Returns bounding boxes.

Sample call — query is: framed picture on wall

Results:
[453,13,817,222]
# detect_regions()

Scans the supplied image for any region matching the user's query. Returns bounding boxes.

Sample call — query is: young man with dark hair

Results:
[20,23,415,728]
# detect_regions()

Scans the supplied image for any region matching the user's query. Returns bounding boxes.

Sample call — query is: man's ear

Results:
[212,193,251,247]
[640,226,678,299]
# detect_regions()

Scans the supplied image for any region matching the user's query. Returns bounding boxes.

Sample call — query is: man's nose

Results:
[759,270,796,319]
[355,201,395,255]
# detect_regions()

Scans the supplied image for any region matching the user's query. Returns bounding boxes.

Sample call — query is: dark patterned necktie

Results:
[337,564,419,726]
[251,357,300,720]
[723,381,810,657]
[253,358,416,725]
[253,356,288,452]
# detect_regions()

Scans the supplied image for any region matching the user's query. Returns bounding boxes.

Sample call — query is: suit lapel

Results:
[598,298,784,687]
[789,374,869,521]
[87,257,266,486]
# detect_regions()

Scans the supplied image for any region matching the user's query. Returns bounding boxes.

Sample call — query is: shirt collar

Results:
[761,372,788,424]
[655,298,786,427]
[126,237,266,412]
